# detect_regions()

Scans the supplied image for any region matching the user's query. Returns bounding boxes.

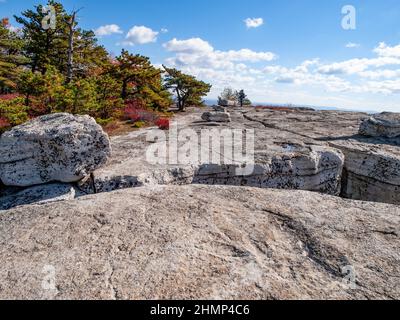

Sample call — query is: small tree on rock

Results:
[163,65,211,111]
[237,89,251,107]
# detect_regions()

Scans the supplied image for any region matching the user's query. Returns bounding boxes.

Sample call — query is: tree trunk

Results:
[66,12,76,84]
[176,88,184,111]
[121,80,128,100]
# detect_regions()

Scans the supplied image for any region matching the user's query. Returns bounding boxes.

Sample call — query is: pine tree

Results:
[0,18,27,93]
[15,1,109,81]
[163,65,211,111]
[108,50,172,110]
[237,89,247,107]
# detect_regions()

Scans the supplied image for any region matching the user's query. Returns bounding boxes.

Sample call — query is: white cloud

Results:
[317,57,400,75]
[163,38,214,54]
[161,28,168,33]
[217,49,276,62]
[163,38,276,68]
[94,24,123,36]
[373,42,400,58]
[163,39,400,111]
[359,69,400,79]
[346,42,360,48]
[244,17,264,28]
[124,26,159,46]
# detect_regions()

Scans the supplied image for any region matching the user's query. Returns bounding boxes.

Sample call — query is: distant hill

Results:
[204,99,378,114]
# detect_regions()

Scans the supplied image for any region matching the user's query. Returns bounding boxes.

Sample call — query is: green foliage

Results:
[133,120,146,128]
[218,88,252,107]
[14,0,109,78]
[108,50,172,111]
[0,18,28,93]
[94,74,124,119]
[238,89,251,106]
[219,87,237,102]
[95,117,114,126]
[0,96,29,126]
[163,65,211,111]
[0,1,208,130]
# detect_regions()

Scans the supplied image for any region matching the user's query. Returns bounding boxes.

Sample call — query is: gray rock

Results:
[359,112,400,138]
[0,183,76,210]
[242,108,400,205]
[0,113,111,187]
[0,185,398,299]
[194,145,344,195]
[201,111,231,123]
[212,105,227,112]
[331,138,400,204]
[219,99,238,107]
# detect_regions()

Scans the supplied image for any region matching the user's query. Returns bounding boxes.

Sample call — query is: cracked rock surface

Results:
[85,107,345,196]
[0,185,398,300]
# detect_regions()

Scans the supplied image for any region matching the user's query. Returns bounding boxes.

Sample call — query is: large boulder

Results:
[0,113,111,187]
[359,112,400,138]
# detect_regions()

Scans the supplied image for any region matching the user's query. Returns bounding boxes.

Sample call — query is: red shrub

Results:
[0,93,21,101]
[155,118,170,130]
[0,117,10,130]
[124,99,157,123]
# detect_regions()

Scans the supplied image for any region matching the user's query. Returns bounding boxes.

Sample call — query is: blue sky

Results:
[2,0,400,112]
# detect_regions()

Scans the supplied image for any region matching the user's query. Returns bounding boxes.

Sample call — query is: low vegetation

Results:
[218,87,252,106]
[0,1,211,133]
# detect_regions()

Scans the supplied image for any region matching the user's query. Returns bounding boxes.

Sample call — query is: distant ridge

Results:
[204,99,379,114]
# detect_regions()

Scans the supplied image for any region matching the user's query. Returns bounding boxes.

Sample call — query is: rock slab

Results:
[201,111,231,123]
[0,185,398,300]
[359,112,400,138]
[0,183,76,210]
[0,113,111,187]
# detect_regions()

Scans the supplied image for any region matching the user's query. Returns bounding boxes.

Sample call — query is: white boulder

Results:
[0,113,111,187]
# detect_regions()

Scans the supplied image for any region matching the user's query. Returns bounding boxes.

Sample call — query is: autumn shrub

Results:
[124,99,158,123]
[0,93,21,101]
[0,117,10,133]
[155,118,170,130]
[0,96,29,126]
[96,117,114,126]
[133,120,146,128]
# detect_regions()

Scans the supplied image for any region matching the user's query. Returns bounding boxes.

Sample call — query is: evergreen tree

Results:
[237,89,247,107]
[109,50,171,110]
[0,18,27,93]
[163,65,211,111]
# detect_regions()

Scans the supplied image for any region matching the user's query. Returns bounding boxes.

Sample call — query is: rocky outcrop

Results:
[201,111,231,123]
[193,145,344,196]
[0,107,399,300]
[0,113,111,187]
[242,108,400,205]
[331,138,400,204]
[0,185,398,300]
[359,112,400,138]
